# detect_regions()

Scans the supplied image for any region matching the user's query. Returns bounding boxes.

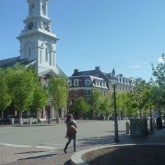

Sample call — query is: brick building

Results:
[68,66,135,113]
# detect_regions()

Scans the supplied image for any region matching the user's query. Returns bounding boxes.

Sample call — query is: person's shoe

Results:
[64,149,67,154]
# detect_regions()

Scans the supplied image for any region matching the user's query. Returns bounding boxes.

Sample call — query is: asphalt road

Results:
[0,120,128,150]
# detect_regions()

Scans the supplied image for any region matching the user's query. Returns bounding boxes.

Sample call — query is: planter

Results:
[130,119,148,137]
[71,144,165,165]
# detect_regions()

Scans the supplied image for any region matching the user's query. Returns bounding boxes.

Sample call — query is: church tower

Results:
[17,0,59,76]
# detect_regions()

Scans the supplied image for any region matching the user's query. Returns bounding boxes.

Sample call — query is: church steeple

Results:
[17,0,59,76]
[28,0,48,18]
[26,0,52,32]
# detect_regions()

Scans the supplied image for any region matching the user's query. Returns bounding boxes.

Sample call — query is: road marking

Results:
[36,146,56,149]
[0,143,56,150]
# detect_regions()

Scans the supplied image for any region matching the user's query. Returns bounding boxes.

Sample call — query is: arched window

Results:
[28,47,31,57]
[42,4,46,15]
[45,48,48,61]
[40,50,42,63]
[49,51,52,65]
[31,4,35,14]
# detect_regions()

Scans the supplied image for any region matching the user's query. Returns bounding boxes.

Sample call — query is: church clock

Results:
[17,0,58,75]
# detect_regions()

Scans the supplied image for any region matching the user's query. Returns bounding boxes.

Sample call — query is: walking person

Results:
[64,114,78,153]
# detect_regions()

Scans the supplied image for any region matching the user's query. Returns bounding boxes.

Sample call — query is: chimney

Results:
[74,69,79,74]
[95,66,100,71]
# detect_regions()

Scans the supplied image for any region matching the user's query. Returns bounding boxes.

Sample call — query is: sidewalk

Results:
[0,128,165,165]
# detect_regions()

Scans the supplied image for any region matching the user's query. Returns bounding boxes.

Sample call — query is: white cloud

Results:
[130,64,141,69]
[130,62,149,69]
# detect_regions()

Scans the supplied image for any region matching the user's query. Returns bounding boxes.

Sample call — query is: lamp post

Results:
[111,69,119,143]
[67,100,72,115]
[149,108,154,133]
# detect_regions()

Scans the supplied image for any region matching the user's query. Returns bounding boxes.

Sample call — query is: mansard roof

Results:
[72,67,110,81]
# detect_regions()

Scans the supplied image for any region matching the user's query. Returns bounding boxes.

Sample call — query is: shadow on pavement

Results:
[64,160,71,165]
[77,134,130,146]
[16,150,45,154]
[78,134,115,147]
[19,153,58,160]
[77,133,154,147]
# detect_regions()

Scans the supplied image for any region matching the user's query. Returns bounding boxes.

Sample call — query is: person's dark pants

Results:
[64,135,76,152]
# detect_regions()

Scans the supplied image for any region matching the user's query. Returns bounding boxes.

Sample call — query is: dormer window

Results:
[74,79,79,86]
[68,80,72,87]
[85,79,91,86]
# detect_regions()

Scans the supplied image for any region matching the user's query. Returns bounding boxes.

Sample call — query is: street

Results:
[0,119,165,165]
[0,120,127,150]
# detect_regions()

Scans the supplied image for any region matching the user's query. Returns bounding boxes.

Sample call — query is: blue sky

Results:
[0,0,164,81]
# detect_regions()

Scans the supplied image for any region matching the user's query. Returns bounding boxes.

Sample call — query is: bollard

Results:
[29,118,32,125]
[11,118,14,125]
[57,117,60,124]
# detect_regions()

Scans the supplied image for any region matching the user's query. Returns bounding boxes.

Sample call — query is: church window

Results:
[45,48,48,61]
[52,54,54,66]
[42,4,46,15]
[28,47,31,57]
[28,22,34,30]
[40,50,42,63]
[49,53,52,65]
[31,4,35,14]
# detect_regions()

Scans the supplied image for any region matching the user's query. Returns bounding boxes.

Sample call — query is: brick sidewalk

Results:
[0,128,165,165]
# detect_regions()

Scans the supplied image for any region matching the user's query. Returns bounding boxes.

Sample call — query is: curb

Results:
[70,143,165,165]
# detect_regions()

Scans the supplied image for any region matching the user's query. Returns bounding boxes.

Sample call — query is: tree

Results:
[131,78,148,118]
[0,68,11,115]
[114,91,137,118]
[116,92,128,119]
[100,96,111,119]
[152,54,165,88]
[116,79,150,119]
[152,58,165,111]
[72,97,90,118]
[90,89,103,119]
[49,76,69,118]
[6,64,37,123]
[29,81,48,114]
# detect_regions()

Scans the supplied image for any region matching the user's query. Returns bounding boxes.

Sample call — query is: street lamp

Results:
[111,69,119,143]
[149,108,154,133]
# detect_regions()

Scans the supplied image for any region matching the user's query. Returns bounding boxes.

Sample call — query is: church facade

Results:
[0,0,65,121]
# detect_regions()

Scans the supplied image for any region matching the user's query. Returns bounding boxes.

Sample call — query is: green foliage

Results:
[152,59,165,110]
[152,58,165,88]
[72,97,90,117]
[29,81,48,112]
[0,68,11,111]
[6,64,35,113]
[49,76,69,111]
[100,96,111,116]
[90,88,103,118]
[116,92,136,118]
[117,77,164,118]
[0,64,48,119]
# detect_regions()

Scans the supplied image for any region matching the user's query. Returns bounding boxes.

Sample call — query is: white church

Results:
[0,0,65,121]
